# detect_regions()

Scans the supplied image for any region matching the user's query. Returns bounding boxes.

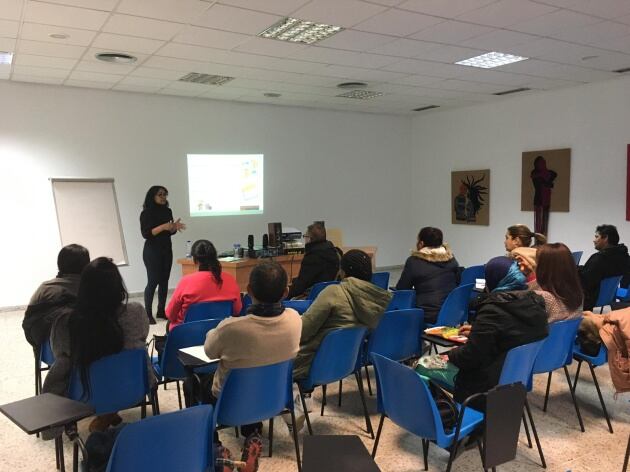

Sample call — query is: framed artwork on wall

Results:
[451,169,490,226]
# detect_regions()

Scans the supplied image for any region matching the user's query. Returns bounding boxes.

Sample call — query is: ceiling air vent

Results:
[336,90,383,100]
[413,105,440,112]
[179,73,235,86]
[493,87,531,96]
[613,67,630,73]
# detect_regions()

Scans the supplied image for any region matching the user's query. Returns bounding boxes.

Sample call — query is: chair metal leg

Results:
[445,439,459,472]
[623,433,630,472]
[72,442,78,472]
[153,388,161,415]
[542,372,552,412]
[572,359,583,391]
[140,397,147,419]
[321,384,327,416]
[355,370,374,438]
[235,427,239,438]
[422,438,430,471]
[289,408,302,472]
[338,379,343,407]
[364,365,373,396]
[298,384,313,435]
[176,381,183,410]
[268,417,273,457]
[587,362,613,433]
[563,366,585,432]
[55,434,60,469]
[56,435,66,471]
[522,411,533,448]
[524,397,546,468]
[371,414,385,458]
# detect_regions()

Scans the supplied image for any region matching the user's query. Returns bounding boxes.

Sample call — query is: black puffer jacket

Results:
[288,240,340,298]
[395,245,459,323]
[579,244,630,310]
[448,291,549,403]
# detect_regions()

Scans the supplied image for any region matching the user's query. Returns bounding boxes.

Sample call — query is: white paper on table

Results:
[179,345,220,364]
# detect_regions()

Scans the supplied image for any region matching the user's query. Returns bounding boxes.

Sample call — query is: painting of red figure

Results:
[521,148,571,236]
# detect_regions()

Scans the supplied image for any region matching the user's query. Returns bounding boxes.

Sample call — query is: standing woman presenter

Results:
[140,186,186,324]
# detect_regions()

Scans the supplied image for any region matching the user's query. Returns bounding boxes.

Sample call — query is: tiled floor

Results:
[1,292,628,471]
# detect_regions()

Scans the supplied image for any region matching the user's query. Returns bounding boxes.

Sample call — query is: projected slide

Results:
[187,154,264,217]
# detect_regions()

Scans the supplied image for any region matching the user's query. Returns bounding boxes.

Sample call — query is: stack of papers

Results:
[179,346,219,363]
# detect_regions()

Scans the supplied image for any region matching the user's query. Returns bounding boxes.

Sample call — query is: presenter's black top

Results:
[140,205,173,250]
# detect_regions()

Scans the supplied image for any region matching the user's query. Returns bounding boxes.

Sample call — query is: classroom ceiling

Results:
[2,0,630,115]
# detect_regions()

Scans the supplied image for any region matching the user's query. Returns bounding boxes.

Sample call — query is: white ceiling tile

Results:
[354,8,444,36]
[217,0,310,15]
[198,86,251,99]
[389,74,444,86]
[398,0,497,18]
[318,29,397,52]
[112,83,162,93]
[577,52,630,71]
[69,70,124,83]
[12,73,65,84]
[41,0,117,10]
[13,53,77,69]
[118,75,170,88]
[159,87,204,97]
[193,4,281,35]
[508,39,604,65]
[163,80,208,92]
[292,0,387,28]
[130,66,184,80]
[359,0,405,5]
[103,14,183,40]
[2,63,13,78]
[18,39,86,59]
[289,46,397,68]
[383,58,467,77]
[0,36,16,50]
[409,20,494,44]
[588,34,630,54]
[499,58,615,81]
[455,0,558,28]
[224,53,321,73]
[12,64,70,78]
[439,78,503,93]
[116,0,210,23]
[173,26,249,49]
[234,37,308,58]
[316,63,410,81]
[92,33,165,55]
[418,44,485,63]
[0,19,19,37]
[143,55,213,72]
[74,59,137,74]
[25,1,110,30]
[510,9,601,36]
[523,76,585,90]
[453,68,531,86]
[554,21,630,47]
[20,22,97,46]
[535,0,630,20]
[368,38,440,58]
[65,78,113,89]
[460,29,541,53]
[0,0,23,21]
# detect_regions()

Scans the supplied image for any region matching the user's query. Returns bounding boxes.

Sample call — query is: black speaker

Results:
[262,233,269,249]
[247,234,254,250]
[268,222,282,247]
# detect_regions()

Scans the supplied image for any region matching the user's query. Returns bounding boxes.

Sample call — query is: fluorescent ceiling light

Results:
[456,52,528,69]
[259,17,342,44]
[336,90,383,100]
[0,52,13,65]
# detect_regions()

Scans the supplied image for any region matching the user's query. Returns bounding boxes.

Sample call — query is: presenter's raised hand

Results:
[174,218,186,232]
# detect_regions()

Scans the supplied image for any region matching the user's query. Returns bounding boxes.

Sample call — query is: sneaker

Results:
[241,432,263,472]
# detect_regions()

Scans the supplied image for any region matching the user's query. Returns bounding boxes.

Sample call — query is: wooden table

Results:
[177,246,377,291]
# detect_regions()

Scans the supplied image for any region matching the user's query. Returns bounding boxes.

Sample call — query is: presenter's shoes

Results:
[147,315,157,325]
[156,312,167,320]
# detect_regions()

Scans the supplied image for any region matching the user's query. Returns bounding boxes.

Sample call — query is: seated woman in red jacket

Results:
[166,240,242,331]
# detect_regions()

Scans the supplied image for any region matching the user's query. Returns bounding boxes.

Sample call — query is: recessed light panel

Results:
[95,52,137,64]
[259,17,343,44]
[179,72,234,86]
[456,52,528,69]
[0,52,13,65]
[336,90,383,100]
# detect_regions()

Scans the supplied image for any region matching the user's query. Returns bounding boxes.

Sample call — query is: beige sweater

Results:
[204,308,302,397]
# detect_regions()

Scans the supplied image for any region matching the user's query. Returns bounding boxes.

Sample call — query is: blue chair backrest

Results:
[595,276,623,308]
[499,339,546,386]
[616,287,630,302]
[435,284,474,326]
[533,318,582,375]
[371,272,390,289]
[160,319,222,380]
[307,281,339,301]
[40,338,55,366]
[460,265,485,286]
[387,290,415,310]
[214,359,294,427]
[367,309,424,362]
[571,251,583,265]
[372,354,443,441]
[304,327,367,388]
[184,300,233,323]
[240,293,252,316]
[282,300,312,314]
[106,405,214,472]
[68,349,149,415]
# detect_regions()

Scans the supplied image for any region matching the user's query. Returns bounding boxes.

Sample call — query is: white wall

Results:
[410,76,630,268]
[0,81,412,308]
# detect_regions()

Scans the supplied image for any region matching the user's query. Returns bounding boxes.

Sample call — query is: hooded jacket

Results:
[288,240,340,299]
[448,291,549,403]
[293,277,393,379]
[395,245,460,323]
[579,244,630,310]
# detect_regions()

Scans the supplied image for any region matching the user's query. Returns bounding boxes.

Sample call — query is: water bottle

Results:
[185,240,192,258]
[233,243,241,258]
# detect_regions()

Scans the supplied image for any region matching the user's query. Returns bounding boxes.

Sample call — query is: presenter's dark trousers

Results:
[143,243,172,317]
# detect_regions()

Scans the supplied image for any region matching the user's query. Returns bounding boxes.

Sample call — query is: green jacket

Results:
[293,277,393,380]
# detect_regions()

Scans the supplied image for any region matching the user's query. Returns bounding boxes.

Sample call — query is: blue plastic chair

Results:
[296,327,373,438]
[153,319,221,410]
[532,318,584,432]
[240,293,252,316]
[371,354,484,472]
[572,251,583,265]
[184,300,233,322]
[35,338,55,396]
[214,360,301,470]
[386,290,415,310]
[430,284,474,328]
[460,265,485,286]
[307,281,339,301]
[573,343,613,433]
[616,286,630,302]
[106,405,214,472]
[282,299,312,314]
[594,275,623,313]
[371,272,390,289]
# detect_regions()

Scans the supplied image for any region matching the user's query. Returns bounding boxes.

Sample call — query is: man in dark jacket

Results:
[447,256,548,404]
[579,224,630,310]
[288,222,340,299]
[22,244,90,350]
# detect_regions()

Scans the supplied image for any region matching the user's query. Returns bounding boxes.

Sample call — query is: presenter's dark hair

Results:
[192,240,222,286]
[418,227,443,248]
[57,244,90,277]
[307,222,326,243]
[507,224,546,247]
[70,257,127,396]
[536,243,583,311]
[249,261,288,303]
[143,185,169,209]
[596,224,619,245]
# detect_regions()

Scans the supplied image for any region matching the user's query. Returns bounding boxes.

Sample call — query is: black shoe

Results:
[156,313,167,320]
[148,316,157,325]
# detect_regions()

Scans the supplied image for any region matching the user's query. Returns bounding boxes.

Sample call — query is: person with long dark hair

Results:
[140,185,185,324]
[42,258,151,433]
[166,239,242,331]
